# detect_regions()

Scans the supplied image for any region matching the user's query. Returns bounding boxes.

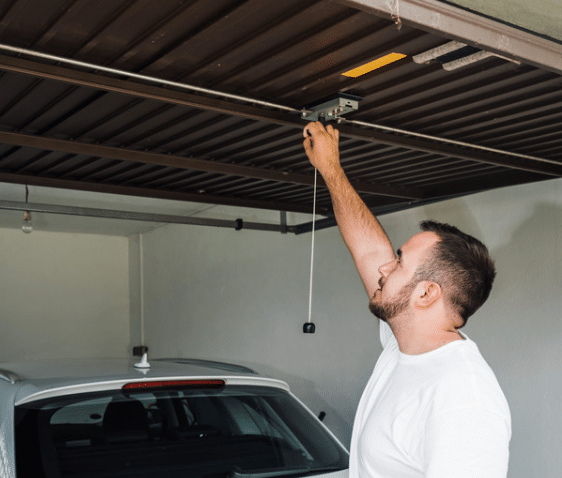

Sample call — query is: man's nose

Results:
[378,258,397,277]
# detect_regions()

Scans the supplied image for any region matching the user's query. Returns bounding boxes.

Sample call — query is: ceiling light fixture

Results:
[21,185,33,234]
[413,41,522,70]
[442,50,494,71]
[21,211,33,234]
[412,41,467,64]
[442,50,521,70]
[342,52,407,78]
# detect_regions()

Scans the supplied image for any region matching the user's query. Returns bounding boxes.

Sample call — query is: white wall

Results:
[0,228,131,361]
[140,177,562,477]
[448,0,562,41]
[140,218,376,444]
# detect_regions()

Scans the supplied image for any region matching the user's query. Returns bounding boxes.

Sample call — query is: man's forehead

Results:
[400,231,440,255]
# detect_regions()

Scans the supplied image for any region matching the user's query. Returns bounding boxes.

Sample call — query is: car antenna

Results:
[134,352,151,369]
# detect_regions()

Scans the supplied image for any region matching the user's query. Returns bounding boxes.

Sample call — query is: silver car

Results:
[0,357,348,478]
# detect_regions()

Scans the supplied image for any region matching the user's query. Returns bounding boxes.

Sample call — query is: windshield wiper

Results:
[228,466,344,478]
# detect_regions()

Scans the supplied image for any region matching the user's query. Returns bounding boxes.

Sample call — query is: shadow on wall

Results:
[464,201,562,478]
[420,199,486,242]
[480,201,561,347]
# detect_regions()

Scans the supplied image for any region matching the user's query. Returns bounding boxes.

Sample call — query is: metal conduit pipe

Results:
[0,43,310,116]
[340,118,561,167]
[0,200,297,233]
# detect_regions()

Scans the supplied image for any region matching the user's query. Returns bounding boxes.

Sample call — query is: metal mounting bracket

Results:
[301,94,361,122]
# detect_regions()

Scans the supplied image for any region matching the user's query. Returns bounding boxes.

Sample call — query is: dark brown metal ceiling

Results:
[0,0,560,223]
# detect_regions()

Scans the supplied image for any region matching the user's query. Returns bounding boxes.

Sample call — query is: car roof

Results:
[0,357,290,406]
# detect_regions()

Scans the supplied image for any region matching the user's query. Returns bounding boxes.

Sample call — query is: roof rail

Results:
[154,358,257,375]
[0,368,21,384]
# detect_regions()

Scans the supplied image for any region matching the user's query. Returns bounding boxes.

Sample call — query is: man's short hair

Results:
[416,220,496,326]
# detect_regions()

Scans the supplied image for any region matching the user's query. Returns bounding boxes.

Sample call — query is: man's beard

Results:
[369,278,418,322]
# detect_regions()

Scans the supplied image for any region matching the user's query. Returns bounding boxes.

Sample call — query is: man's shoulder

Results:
[421,340,510,417]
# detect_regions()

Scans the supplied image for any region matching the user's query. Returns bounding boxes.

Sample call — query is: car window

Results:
[50,396,110,426]
[15,385,348,478]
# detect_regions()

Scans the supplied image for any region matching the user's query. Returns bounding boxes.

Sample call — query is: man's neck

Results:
[388,314,464,355]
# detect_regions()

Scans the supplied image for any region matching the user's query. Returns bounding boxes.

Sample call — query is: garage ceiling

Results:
[0,0,560,231]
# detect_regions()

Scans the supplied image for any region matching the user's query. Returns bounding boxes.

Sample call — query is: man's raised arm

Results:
[303,121,395,299]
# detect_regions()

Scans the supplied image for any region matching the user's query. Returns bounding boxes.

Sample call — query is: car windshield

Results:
[15,384,348,478]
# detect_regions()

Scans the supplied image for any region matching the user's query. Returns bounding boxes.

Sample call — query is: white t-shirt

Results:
[349,321,511,478]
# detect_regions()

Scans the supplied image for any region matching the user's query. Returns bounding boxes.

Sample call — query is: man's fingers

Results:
[325,123,340,140]
[303,137,313,156]
[304,121,326,136]
[303,121,339,152]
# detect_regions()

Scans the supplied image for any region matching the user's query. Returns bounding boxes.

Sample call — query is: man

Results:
[303,122,511,478]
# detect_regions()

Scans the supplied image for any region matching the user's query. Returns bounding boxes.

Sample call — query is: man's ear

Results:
[413,281,442,309]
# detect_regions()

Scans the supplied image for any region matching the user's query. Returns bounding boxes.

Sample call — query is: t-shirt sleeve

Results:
[423,406,511,478]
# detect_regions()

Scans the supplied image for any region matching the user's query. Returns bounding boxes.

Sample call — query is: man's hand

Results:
[303,122,342,179]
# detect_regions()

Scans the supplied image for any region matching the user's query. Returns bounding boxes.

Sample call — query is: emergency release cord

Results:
[303,168,318,334]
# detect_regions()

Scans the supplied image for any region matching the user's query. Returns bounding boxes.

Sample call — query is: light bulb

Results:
[22,211,33,234]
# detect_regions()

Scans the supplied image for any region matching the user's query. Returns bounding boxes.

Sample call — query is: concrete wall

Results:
[449,0,562,41]
[0,228,131,361]
[140,177,562,477]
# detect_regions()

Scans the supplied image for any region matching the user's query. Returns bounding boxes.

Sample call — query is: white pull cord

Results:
[304,168,318,333]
